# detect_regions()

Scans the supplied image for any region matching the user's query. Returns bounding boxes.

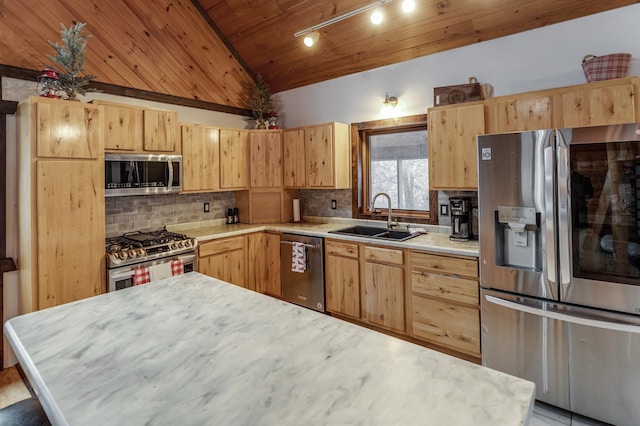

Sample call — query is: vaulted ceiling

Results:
[0,0,636,113]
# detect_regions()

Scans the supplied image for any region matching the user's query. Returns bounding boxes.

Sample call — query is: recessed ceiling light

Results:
[370,9,383,25]
[402,0,416,13]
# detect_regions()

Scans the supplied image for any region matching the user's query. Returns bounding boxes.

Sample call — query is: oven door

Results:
[107,253,197,292]
[558,125,640,314]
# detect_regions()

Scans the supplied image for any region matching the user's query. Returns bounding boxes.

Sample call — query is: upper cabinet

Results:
[428,102,485,190]
[181,124,220,193]
[220,129,249,190]
[93,100,180,154]
[555,79,637,128]
[485,93,553,133]
[283,122,350,189]
[249,130,283,188]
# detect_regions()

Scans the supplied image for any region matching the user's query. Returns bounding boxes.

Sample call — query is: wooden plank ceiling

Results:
[200,0,638,93]
[0,0,254,110]
[0,0,636,110]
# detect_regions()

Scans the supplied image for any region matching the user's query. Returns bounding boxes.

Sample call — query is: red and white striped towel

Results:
[133,259,184,286]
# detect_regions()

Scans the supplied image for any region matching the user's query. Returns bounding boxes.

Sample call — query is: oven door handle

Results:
[109,268,136,280]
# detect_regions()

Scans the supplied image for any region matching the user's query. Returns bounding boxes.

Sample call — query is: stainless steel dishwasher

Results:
[280,234,325,312]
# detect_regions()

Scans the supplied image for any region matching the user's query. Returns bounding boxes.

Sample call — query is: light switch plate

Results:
[204,202,210,213]
[440,204,449,216]
[331,200,337,209]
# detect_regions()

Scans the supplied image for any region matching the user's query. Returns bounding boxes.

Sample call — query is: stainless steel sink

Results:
[329,226,419,242]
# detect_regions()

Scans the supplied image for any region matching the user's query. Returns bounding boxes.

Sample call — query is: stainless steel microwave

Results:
[105,154,182,197]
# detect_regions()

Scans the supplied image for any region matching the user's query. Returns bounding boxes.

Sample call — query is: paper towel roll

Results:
[293,199,301,222]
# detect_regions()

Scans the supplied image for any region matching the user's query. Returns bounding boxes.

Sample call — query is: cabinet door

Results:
[283,129,306,188]
[36,160,105,309]
[36,101,101,159]
[143,109,178,152]
[199,254,225,282]
[428,103,484,190]
[220,129,249,189]
[363,262,405,332]
[181,125,220,192]
[306,124,334,187]
[250,131,282,188]
[102,103,141,151]
[326,254,360,319]
[225,249,246,288]
[560,83,635,127]
[485,95,552,133]
[248,232,281,296]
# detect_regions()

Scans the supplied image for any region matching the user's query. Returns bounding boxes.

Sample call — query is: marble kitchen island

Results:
[5,273,534,425]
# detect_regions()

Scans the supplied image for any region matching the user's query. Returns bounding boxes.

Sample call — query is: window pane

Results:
[369,130,428,211]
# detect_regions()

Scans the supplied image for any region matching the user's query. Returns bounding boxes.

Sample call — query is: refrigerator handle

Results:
[556,132,571,291]
[543,145,556,286]
[484,295,640,334]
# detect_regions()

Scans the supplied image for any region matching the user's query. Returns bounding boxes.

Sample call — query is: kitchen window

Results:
[353,115,432,222]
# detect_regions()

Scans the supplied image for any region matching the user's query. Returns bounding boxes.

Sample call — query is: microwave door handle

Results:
[164,156,173,192]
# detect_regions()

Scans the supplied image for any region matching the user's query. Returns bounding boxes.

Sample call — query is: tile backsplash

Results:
[299,189,352,218]
[105,192,235,237]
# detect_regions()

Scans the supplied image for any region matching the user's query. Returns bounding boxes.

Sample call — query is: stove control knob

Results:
[137,248,146,257]
[190,238,198,248]
[183,239,192,248]
[177,241,184,248]
[127,249,138,259]
[117,251,128,260]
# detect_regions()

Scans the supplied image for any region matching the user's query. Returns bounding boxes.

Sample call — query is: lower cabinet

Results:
[362,246,405,333]
[325,240,360,319]
[198,236,247,288]
[409,251,480,357]
[248,232,281,296]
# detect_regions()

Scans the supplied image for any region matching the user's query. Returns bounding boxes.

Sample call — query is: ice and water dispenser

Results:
[494,206,542,271]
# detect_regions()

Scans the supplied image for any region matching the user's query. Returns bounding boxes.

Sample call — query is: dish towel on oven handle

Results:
[134,259,185,286]
[291,242,307,273]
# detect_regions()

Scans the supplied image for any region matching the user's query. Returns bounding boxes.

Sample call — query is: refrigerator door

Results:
[478,130,558,299]
[482,288,640,425]
[558,125,640,314]
[481,289,570,410]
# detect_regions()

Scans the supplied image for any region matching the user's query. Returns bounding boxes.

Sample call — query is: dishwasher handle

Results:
[280,241,319,250]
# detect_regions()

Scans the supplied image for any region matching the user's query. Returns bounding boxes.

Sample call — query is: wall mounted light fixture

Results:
[383,93,399,108]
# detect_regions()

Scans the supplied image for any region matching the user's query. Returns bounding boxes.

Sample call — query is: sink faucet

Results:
[370,192,396,229]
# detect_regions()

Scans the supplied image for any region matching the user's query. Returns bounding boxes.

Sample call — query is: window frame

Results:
[351,114,437,224]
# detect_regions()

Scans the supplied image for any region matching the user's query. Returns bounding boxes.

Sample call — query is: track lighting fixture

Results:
[303,31,319,47]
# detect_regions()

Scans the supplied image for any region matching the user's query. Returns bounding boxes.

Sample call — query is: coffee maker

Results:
[449,197,472,241]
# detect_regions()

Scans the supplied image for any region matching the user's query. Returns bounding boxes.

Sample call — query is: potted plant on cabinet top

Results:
[47,22,98,101]
[250,74,274,129]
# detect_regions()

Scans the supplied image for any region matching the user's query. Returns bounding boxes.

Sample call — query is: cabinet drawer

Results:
[412,296,480,356]
[199,236,244,257]
[411,270,478,306]
[326,240,359,258]
[411,251,477,278]
[364,246,403,265]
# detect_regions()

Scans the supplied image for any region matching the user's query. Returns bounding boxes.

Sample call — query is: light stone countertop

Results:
[170,217,479,257]
[5,272,534,426]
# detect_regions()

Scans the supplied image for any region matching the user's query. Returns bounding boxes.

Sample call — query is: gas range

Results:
[106,228,198,268]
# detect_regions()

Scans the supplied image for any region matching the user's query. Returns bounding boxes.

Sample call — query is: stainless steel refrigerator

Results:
[478,125,640,426]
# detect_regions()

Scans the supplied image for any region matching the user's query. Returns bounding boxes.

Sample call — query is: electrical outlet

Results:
[204,202,210,213]
[331,199,337,209]
[440,204,449,216]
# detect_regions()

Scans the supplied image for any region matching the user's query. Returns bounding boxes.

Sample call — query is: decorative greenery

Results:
[250,74,274,123]
[48,22,98,101]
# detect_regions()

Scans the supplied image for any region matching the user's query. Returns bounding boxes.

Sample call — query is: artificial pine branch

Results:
[48,22,98,100]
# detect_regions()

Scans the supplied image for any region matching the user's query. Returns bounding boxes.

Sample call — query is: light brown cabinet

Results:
[198,236,247,288]
[18,96,105,312]
[409,251,480,357]
[249,130,282,188]
[428,102,484,190]
[94,100,179,154]
[485,93,553,133]
[362,246,405,333]
[220,129,249,189]
[247,232,281,296]
[282,122,350,189]
[181,124,220,193]
[325,240,360,319]
[557,80,636,128]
